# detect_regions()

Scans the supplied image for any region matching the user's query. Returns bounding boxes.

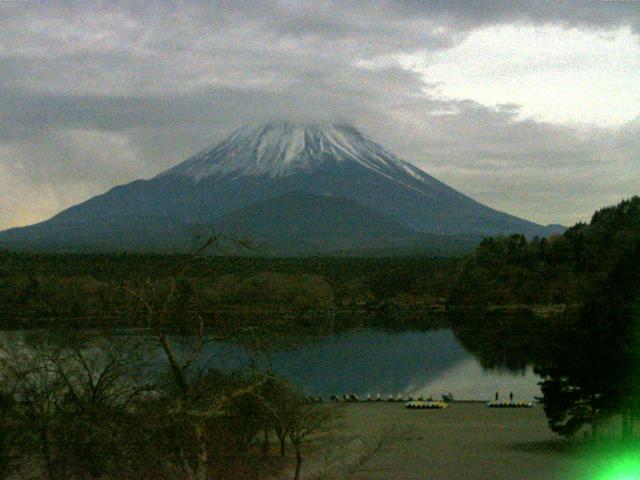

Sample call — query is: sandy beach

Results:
[296,402,594,480]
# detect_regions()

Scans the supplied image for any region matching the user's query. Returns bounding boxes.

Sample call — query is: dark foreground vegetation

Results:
[0,197,639,478]
[0,256,335,480]
[0,331,334,480]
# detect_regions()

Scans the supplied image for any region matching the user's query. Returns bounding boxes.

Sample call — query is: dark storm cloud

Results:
[385,0,640,32]
[0,0,639,228]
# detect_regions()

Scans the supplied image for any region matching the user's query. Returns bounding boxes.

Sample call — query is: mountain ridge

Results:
[0,121,564,254]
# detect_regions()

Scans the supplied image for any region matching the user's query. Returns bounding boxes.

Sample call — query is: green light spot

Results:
[593,454,640,480]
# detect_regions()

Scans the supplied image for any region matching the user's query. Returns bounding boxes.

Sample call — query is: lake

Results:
[184,328,541,401]
[0,327,541,401]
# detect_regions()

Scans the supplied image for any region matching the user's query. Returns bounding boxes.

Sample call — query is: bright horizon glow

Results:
[400,25,640,128]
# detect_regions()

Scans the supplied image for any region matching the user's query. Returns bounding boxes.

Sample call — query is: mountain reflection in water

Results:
[191,329,541,400]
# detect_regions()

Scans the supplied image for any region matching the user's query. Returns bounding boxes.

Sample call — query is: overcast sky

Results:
[1,0,639,230]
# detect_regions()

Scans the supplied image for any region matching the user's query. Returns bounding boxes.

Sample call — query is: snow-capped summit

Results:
[0,121,564,254]
[160,122,419,181]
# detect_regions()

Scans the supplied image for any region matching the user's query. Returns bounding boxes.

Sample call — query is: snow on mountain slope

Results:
[160,122,426,184]
[0,120,562,254]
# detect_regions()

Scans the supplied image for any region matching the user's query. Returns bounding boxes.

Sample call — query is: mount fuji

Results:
[0,122,563,255]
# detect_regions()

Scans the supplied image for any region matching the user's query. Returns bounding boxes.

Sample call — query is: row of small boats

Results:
[405,400,448,409]
[486,401,534,408]
[305,395,534,408]
[327,393,441,403]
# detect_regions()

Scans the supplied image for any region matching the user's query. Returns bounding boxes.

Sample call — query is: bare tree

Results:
[120,251,212,478]
[257,375,335,480]
[0,387,17,480]
[0,331,151,479]
[1,338,68,479]
[287,401,334,480]
[120,236,269,480]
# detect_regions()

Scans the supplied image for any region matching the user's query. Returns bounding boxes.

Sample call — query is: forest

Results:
[0,253,457,330]
[449,196,640,307]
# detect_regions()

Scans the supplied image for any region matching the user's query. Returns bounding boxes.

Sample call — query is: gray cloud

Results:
[0,0,639,229]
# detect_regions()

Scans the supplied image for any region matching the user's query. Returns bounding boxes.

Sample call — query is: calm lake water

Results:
[186,328,541,401]
[0,328,541,401]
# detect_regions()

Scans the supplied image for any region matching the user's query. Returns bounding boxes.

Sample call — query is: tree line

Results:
[0,254,456,329]
[448,197,640,307]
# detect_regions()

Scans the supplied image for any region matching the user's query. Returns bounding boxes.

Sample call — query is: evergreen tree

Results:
[536,244,640,438]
